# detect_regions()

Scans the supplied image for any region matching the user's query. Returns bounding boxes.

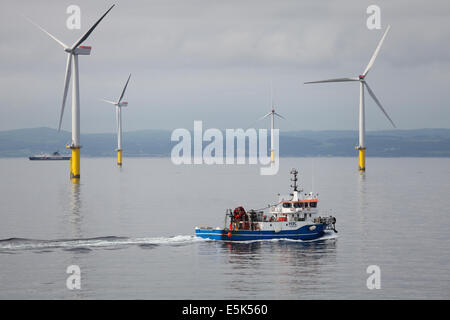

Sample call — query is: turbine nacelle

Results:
[119,101,128,107]
[72,46,92,55]
[64,46,92,55]
[359,75,365,80]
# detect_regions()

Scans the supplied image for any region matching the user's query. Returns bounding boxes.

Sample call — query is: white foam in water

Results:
[0,235,208,251]
[131,235,208,245]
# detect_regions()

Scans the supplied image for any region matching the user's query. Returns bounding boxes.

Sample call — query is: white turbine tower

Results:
[27,5,115,182]
[304,25,395,172]
[101,74,131,166]
[257,85,285,163]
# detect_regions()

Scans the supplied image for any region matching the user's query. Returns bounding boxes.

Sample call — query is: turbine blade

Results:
[304,77,359,84]
[258,112,272,121]
[363,25,391,76]
[24,16,68,49]
[118,74,131,103]
[58,54,72,131]
[100,98,117,105]
[70,4,115,50]
[274,112,286,120]
[364,82,396,128]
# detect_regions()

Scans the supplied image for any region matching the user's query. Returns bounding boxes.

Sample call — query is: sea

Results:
[0,157,449,299]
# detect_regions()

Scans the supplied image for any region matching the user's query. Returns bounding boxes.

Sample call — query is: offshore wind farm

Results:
[1,0,450,301]
[27,4,115,182]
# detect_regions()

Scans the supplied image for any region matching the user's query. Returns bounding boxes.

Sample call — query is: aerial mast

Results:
[290,168,298,192]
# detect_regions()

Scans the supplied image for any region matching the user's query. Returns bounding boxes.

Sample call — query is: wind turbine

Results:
[304,25,395,172]
[257,84,285,163]
[101,74,131,166]
[27,5,115,182]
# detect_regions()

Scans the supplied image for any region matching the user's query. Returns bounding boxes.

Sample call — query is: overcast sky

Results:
[1,0,449,133]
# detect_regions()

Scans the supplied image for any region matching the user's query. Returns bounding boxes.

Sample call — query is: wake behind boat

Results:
[29,151,71,160]
[195,169,337,241]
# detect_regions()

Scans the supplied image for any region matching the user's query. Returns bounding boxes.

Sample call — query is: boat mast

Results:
[290,168,298,192]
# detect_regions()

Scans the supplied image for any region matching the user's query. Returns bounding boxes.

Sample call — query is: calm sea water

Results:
[0,157,449,299]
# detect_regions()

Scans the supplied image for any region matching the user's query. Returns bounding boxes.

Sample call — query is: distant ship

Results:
[29,151,71,161]
[195,168,337,241]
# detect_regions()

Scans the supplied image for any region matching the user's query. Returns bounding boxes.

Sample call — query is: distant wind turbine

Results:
[101,74,131,166]
[27,4,115,182]
[256,84,285,163]
[304,25,395,172]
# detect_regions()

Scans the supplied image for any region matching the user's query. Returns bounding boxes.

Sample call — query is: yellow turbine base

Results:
[117,149,122,166]
[359,148,366,172]
[270,150,274,163]
[70,147,81,182]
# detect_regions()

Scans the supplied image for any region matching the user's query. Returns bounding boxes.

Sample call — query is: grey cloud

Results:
[1,0,450,132]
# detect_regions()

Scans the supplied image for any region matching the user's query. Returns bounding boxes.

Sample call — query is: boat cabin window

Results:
[282,203,292,208]
[293,202,304,208]
[304,202,309,208]
[310,202,317,208]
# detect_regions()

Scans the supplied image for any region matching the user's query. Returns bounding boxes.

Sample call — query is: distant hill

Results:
[0,127,169,157]
[1,127,450,157]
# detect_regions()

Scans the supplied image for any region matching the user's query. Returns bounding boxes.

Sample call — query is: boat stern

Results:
[195,227,228,241]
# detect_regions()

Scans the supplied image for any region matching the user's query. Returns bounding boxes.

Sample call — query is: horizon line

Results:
[2,126,450,135]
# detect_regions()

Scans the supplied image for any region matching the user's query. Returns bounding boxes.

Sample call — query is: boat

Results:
[195,168,337,241]
[29,151,71,161]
